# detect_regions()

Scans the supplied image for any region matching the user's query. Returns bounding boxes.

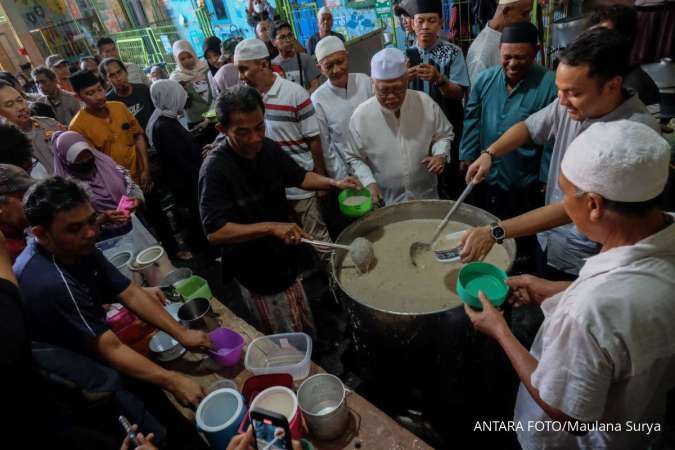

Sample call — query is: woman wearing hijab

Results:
[146,79,208,254]
[202,36,224,96]
[52,131,145,240]
[170,39,218,145]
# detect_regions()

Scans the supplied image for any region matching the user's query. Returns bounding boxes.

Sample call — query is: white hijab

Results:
[170,40,209,83]
[146,79,188,147]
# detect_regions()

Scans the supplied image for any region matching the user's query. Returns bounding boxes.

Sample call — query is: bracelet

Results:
[480,149,494,160]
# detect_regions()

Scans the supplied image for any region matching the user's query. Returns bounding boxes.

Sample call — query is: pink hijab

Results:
[51,131,128,212]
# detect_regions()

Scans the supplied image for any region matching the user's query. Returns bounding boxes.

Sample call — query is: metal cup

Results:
[297,373,350,441]
[177,297,218,331]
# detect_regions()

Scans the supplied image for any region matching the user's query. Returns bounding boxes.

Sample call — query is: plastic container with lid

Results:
[244,332,312,380]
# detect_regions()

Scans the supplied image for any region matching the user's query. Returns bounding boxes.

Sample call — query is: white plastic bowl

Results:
[244,332,312,380]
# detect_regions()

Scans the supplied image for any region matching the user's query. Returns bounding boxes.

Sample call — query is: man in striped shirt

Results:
[234,38,331,242]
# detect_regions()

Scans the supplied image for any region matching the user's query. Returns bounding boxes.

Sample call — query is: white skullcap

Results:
[317,6,332,19]
[561,120,670,202]
[371,47,407,80]
[315,36,346,62]
[234,38,269,62]
[498,0,523,4]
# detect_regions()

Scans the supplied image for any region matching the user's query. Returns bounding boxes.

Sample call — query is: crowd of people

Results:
[1,1,673,449]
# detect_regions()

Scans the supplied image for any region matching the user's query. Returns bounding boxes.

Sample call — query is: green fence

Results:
[112,22,181,72]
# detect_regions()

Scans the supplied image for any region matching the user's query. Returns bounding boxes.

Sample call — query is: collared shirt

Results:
[14,238,130,354]
[408,39,470,132]
[23,116,65,175]
[514,215,675,450]
[344,90,453,205]
[69,101,145,184]
[45,89,81,126]
[198,138,308,295]
[311,73,373,179]
[525,94,660,274]
[465,24,502,84]
[460,64,557,190]
[262,73,320,200]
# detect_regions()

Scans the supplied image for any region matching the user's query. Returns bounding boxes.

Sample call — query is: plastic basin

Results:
[208,327,245,367]
[244,332,312,380]
[174,275,212,301]
[456,262,509,310]
[338,188,373,218]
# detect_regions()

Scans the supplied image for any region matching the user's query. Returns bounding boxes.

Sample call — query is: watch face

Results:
[492,226,505,240]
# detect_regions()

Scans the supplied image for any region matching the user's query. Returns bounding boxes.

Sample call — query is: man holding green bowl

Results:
[465,120,675,449]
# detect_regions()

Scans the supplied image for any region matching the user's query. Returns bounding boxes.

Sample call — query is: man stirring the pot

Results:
[14,177,213,412]
[466,121,675,449]
[198,85,359,335]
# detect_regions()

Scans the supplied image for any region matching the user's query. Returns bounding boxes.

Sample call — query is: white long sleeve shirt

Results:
[311,73,373,180]
[344,90,453,205]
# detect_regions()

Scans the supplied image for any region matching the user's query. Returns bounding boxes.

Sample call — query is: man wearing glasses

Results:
[344,48,453,206]
[271,22,321,93]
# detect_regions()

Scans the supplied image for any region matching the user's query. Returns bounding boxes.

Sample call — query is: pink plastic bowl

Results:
[209,327,245,367]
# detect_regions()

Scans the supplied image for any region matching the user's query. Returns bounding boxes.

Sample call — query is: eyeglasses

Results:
[375,85,406,98]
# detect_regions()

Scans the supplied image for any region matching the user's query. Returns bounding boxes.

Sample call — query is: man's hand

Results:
[507,274,568,307]
[460,226,495,262]
[334,176,361,190]
[140,169,153,192]
[406,66,418,79]
[464,291,510,341]
[142,287,166,306]
[465,152,492,184]
[269,222,309,245]
[366,183,383,206]
[177,329,213,353]
[227,427,303,450]
[120,425,157,450]
[166,372,207,407]
[422,155,446,174]
[416,63,441,83]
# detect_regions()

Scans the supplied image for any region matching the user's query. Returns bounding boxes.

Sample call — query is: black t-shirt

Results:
[198,138,308,295]
[107,83,155,129]
[14,239,131,354]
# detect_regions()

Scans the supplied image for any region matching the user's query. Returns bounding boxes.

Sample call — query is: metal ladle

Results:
[302,237,375,273]
[409,182,475,267]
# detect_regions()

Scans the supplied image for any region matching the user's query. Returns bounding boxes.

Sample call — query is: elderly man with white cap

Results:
[465,0,533,84]
[466,120,675,450]
[233,38,331,243]
[311,36,372,181]
[344,47,453,205]
[307,7,346,56]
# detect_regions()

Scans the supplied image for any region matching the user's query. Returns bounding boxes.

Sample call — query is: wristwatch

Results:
[489,222,506,244]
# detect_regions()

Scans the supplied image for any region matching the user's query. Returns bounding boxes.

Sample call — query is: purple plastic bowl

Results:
[208,327,245,367]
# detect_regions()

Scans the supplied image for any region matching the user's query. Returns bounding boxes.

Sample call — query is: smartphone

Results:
[405,48,422,67]
[250,408,293,450]
[118,415,140,448]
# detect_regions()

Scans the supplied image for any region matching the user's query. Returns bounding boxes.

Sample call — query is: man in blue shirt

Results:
[14,177,213,447]
[460,22,556,222]
[398,0,471,198]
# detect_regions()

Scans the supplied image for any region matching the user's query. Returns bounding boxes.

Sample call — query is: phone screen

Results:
[251,410,292,450]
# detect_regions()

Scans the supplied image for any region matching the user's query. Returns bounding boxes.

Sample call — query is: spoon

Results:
[409,182,475,267]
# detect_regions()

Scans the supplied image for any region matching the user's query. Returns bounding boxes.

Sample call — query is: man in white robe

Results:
[344,47,453,205]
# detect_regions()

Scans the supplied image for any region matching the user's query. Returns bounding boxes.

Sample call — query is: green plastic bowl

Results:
[338,188,373,218]
[456,262,508,310]
[174,275,213,302]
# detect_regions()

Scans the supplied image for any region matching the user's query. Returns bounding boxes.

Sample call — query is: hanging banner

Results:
[375,0,393,18]
[14,0,70,30]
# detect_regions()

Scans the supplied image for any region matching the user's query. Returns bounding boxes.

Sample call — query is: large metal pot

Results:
[330,200,516,394]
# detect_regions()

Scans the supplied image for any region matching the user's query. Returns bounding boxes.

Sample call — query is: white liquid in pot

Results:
[338,219,510,314]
